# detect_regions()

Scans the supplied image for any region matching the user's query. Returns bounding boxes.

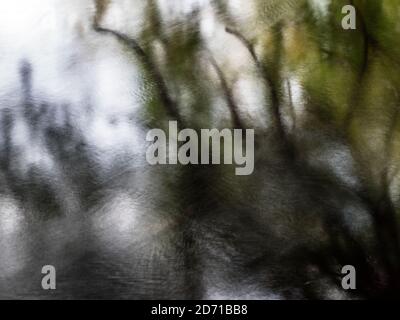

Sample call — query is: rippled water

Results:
[0,0,377,300]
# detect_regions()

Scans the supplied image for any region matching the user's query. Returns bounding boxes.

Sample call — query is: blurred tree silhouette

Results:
[93,0,400,298]
[1,0,399,299]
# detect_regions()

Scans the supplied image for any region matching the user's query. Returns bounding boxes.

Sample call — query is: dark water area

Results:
[0,123,368,299]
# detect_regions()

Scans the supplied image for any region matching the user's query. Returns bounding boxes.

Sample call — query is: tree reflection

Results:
[0,0,399,299]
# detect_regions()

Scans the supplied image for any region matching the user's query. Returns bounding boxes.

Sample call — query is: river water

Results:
[0,0,373,299]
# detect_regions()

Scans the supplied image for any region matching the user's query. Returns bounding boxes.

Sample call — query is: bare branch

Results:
[225,27,260,66]
[225,27,293,156]
[209,55,244,129]
[286,79,297,133]
[94,26,182,124]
